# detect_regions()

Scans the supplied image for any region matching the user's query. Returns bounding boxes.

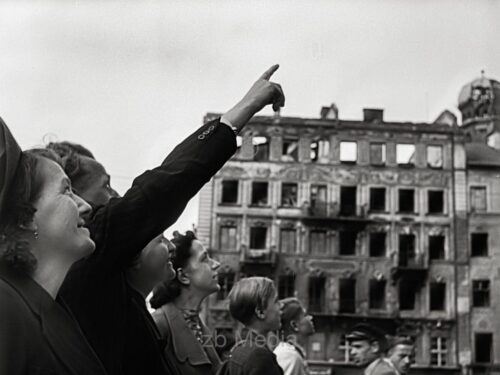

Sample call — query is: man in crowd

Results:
[347,323,391,375]
[386,336,414,375]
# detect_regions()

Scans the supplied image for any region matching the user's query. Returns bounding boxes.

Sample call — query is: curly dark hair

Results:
[0,149,62,275]
[46,141,96,194]
[150,230,197,309]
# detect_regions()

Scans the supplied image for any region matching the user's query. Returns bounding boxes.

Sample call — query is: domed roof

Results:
[458,73,500,107]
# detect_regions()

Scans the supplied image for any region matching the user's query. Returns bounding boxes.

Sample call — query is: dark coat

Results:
[152,303,222,375]
[0,267,108,375]
[225,331,284,375]
[60,118,236,375]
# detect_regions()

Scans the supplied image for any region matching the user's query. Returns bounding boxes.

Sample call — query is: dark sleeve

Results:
[245,348,283,375]
[89,118,236,268]
[0,288,27,375]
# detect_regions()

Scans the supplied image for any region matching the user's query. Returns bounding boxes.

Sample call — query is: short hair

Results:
[150,230,197,309]
[279,297,304,334]
[46,141,96,190]
[388,336,414,350]
[229,277,276,325]
[0,149,62,275]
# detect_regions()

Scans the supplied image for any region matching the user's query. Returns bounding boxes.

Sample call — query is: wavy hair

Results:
[0,149,62,275]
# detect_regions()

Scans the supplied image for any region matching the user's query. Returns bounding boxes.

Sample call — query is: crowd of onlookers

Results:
[0,65,414,375]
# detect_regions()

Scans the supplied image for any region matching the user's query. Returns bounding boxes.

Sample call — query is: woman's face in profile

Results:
[32,158,95,262]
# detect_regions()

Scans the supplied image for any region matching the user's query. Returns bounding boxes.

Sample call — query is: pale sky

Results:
[1,0,499,236]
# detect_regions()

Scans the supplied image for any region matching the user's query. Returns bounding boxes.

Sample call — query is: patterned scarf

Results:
[180,309,204,344]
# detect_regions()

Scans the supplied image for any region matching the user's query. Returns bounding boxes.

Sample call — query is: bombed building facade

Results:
[196,74,500,375]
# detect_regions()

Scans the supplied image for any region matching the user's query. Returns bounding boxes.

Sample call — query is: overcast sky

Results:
[1,0,499,236]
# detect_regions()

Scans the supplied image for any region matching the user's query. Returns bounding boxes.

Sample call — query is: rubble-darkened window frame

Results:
[340,186,357,216]
[429,281,446,311]
[251,181,269,206]
[220,180,239,205]
[427,190,445,215]
[339,278,356,313]
[309,229,328,255]
[475,333,493,363]
[399,280,417,311]
[369,187,386,212]
[471,232,488,257]
[398,188,416,214]
[308,275,326,313]
[339,230,357,256]
[249,226,267,249]
[369,232,386,257]
[281,182,298,207]
[429,234,445,261]
[278,274,296,299]
[472,279,490,308]
[369,279,386,310]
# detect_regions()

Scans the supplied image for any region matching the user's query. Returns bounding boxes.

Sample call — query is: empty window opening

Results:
[340,186,357,215]
[280,228,296,253]
[308,276,326,312]
[251,182,268,206]
[369,232,386,257]
[340,141,357,163]
[430,282,446,311]
[399,234,416,267]
[339,231,357,256]
[370,188,386,212]
[219,226,237,250]
[339,278,356,313]
[396,144,416,166]
[217,273,235,300]
[370,143,386,166]
[428,190,444,214]
[427,145,443,169]
[471,233,488,257]
[429,235,445,260]
[398,189,415,213]
[278,274,296,299]
[311,139,330,162]
[250,227,267,249]
[475,333,493,363]
[473,280,490,308]
[221,180,238,204]
[281,183,298,207]
[430,337,448,366]
[470,186,487,212]
[253,136,269,161]
[282,138,299,162]
[310,230,327,254]
[399,281,417,310]
[369,280,386,309]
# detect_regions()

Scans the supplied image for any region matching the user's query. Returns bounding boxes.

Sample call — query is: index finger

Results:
[260,64,280,81]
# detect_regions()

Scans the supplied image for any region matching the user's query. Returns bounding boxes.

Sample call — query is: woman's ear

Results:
[176,268,190,286]
[255,307,266,320]
[290,320,299,333]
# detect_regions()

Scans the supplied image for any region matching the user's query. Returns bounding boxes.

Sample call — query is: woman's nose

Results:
[74,193,92,216]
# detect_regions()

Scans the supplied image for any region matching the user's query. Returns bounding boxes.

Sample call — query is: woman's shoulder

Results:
[0,277,31,324]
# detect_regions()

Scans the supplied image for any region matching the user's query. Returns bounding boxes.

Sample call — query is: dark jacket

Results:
[60,119,236,375]
[152,303,222,375]
[0,267,108,375]
[225,331,284,375]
